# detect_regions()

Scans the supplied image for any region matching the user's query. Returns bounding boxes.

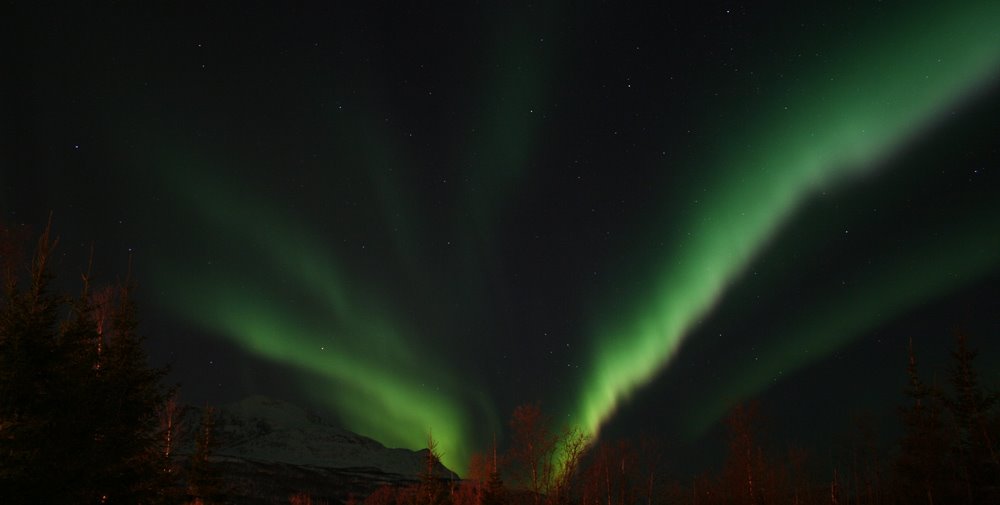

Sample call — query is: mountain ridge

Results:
[173,395,457,504]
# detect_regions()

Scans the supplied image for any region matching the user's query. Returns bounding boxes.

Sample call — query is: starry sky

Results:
[4,1,1000,474]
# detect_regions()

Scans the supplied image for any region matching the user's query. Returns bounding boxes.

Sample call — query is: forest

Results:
[2,224,998,505]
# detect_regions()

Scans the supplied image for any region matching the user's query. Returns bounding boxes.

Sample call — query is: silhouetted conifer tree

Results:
[895,338,954,504]
[722,402,765,505]
[0,222,173,504]
[483,435,508,505]
[188,406,223,504]
[0,221,64,502]
[484,468,508,505]
[944,333,1000,504]
[418,431,450,505]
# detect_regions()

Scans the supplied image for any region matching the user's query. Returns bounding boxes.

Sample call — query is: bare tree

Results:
[548,426,590,505]
[507,403,558,504]
[723,403,761,505]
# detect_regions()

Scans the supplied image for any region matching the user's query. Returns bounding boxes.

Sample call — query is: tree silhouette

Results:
[507,403,558,504]
[418,431,450,505]
[548,427,589,505]
[722,402,765,505]
[0,221,64,501]
[188,406,222,504]
[364,485,399,505]
[895,337,954,504]
[0,221,173,503]
[465,434,508,505]
[582,439,639,505]
[944,333,1000,503]
[483,434,508,505]
[94,277,174,502]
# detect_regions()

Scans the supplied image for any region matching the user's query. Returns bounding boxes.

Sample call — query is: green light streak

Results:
[172,283,466,446]
[576,2,1000,436]
[463,17,551,230]
[151,161,479,471]
[686,209,1000,434]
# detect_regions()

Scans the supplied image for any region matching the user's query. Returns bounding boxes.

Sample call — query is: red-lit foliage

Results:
[365,485,401,505]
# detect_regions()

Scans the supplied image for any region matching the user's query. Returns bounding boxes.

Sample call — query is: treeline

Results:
[0,222,221,504]
[348,333,999,505]
[3,224,999,505]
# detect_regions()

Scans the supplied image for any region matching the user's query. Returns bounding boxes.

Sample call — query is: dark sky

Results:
[4,1,1000,474]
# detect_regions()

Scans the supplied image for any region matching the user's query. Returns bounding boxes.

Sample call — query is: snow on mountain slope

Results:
[178,395,456,480]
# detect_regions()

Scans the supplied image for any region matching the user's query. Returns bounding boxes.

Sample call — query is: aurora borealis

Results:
[5,1,1000,474]
[573,1,1000,438]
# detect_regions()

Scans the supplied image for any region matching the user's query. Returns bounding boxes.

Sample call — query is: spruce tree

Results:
[188,406,223,504]
[0,223,173,503]
[944,333,999,503]
[895,338,954,504]
[482,434,507,505]
[418,431,450,505]
[0,222,63,501]
[722,402,764,505]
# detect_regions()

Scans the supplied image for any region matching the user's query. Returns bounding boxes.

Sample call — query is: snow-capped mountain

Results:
[182,395,455,479]
[175,395,456,503]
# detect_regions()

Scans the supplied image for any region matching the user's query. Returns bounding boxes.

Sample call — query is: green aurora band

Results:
[151,165,486,471]
[575,2,1000,437]
[137,2,1000,473]
[685,203,1000,435]
[143,13,555,473]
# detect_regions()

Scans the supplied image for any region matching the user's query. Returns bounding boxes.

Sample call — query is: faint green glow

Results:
[575,2,1000,437]
[685,208,1000,434]
[152,165,477,471]
[463,21,550,229]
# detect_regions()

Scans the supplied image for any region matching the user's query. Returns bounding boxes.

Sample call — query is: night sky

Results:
[5,2,1000,474]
